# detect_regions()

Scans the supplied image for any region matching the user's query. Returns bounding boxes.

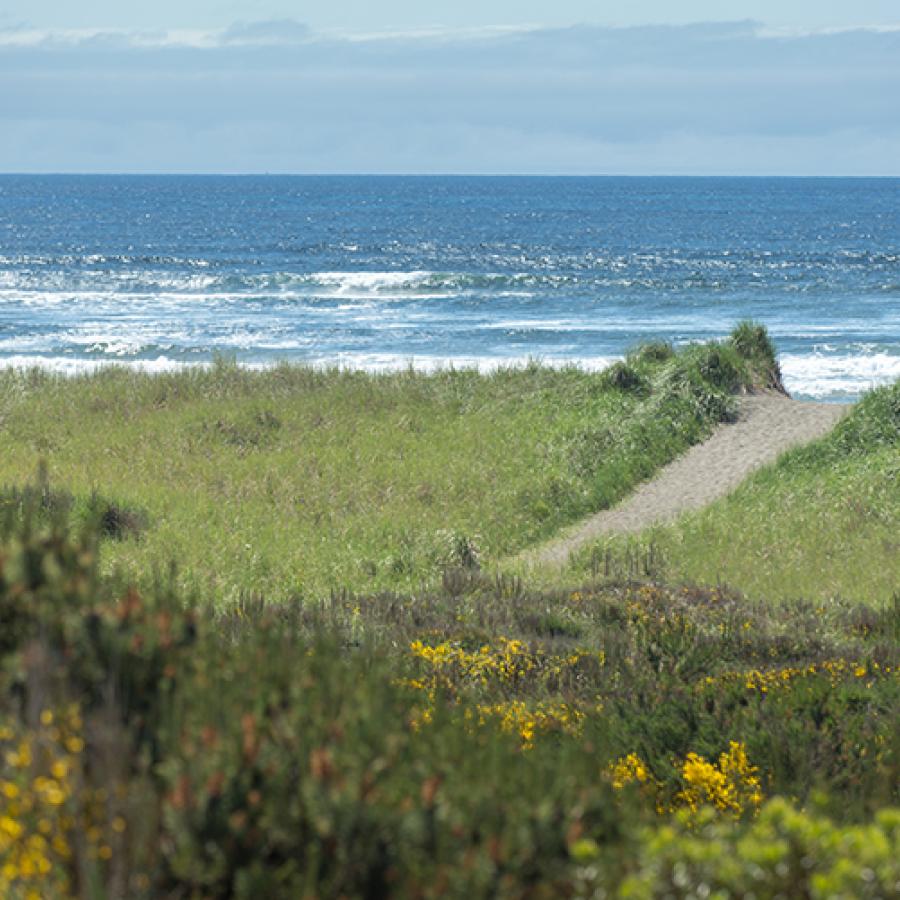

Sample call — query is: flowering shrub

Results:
[0,511,897,895]
[608,743,764,818]
[471,699,585,748]
[408,636,603,690]
[704,658,898,694]
[609,752,652,790]
[0,709,89,899]
[674,742,763,815]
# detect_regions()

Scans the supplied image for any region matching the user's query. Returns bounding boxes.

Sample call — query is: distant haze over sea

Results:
[1,175,898,401]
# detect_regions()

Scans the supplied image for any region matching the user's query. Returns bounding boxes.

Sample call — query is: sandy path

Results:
[526,394,850,568]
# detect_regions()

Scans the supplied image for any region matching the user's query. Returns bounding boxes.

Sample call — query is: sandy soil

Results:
[526,393,851,568]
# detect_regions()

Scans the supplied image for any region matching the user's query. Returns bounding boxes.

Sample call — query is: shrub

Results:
[1,515,898,896]
[600,361,649,395]
[628,340,675,365]
[618,801,900,899]
[86,494,149,541]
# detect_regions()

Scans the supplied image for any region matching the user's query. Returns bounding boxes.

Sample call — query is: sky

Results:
[3,1,900,33]
[1,2,899,173]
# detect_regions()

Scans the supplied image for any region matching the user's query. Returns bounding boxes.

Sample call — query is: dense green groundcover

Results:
[1,513,897,897]
[0,326,776,602]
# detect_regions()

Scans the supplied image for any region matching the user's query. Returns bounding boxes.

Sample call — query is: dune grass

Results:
[0,330,771,603]
[569,380,900,606]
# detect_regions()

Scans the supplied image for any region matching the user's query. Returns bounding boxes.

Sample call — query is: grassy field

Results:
[0,327,776,603]
[568,379,900,605]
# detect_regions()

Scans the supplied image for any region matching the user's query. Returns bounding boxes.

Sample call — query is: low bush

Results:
[599,361,649,395]
[627,340,675,365]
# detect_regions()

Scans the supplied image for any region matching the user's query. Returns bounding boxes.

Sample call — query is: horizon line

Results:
[2,172,900,179]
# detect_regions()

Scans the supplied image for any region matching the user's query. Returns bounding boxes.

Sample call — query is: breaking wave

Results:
[780,352,900,400]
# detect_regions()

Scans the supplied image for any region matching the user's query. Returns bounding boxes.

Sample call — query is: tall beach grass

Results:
[0,326,776,603]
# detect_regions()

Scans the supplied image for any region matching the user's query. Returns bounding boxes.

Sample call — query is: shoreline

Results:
[0,352,888,403]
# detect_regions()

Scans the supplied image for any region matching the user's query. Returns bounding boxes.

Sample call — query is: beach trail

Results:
[524,393,850,568]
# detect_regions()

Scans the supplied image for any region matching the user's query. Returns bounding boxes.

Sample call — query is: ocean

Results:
[1,175,898,401]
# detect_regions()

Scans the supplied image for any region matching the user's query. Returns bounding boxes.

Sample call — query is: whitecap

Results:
[310,271,433,293]
[780,352,900,399]
[0,355,203,376]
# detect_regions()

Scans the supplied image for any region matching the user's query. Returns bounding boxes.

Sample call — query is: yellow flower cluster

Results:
[0,709,81,899]
[405,637,604,746]
[608,742,763,818]
[609,752,651,790]
[0,706,130,899]
[408,637,535,686]
[471,700,586,749]
[702,659,896,694]
[674,742,763,815]
[408,637,603,689]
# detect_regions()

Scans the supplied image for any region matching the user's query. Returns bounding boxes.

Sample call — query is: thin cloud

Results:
[1,21,898,173]
[221,19,313,46]
[0,20,539,48]
[0,27,219,48]
[755,23,900,37]
[2,17,899,48]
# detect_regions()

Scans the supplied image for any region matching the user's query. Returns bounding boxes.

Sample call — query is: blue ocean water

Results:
[1,175,899,400]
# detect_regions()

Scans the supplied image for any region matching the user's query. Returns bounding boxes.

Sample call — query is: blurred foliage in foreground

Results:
[1,506,897,898]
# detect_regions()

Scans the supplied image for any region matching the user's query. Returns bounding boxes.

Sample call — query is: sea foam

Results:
[780,352,900,399]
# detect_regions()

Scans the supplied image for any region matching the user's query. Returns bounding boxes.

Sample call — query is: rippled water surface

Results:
[1,175,899,399]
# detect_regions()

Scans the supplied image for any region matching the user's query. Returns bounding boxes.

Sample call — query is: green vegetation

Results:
[728,319,785,393]
[1,514,897,897]
[2,323,898,897]
[0,329,773,603]
[571,379,900,604]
